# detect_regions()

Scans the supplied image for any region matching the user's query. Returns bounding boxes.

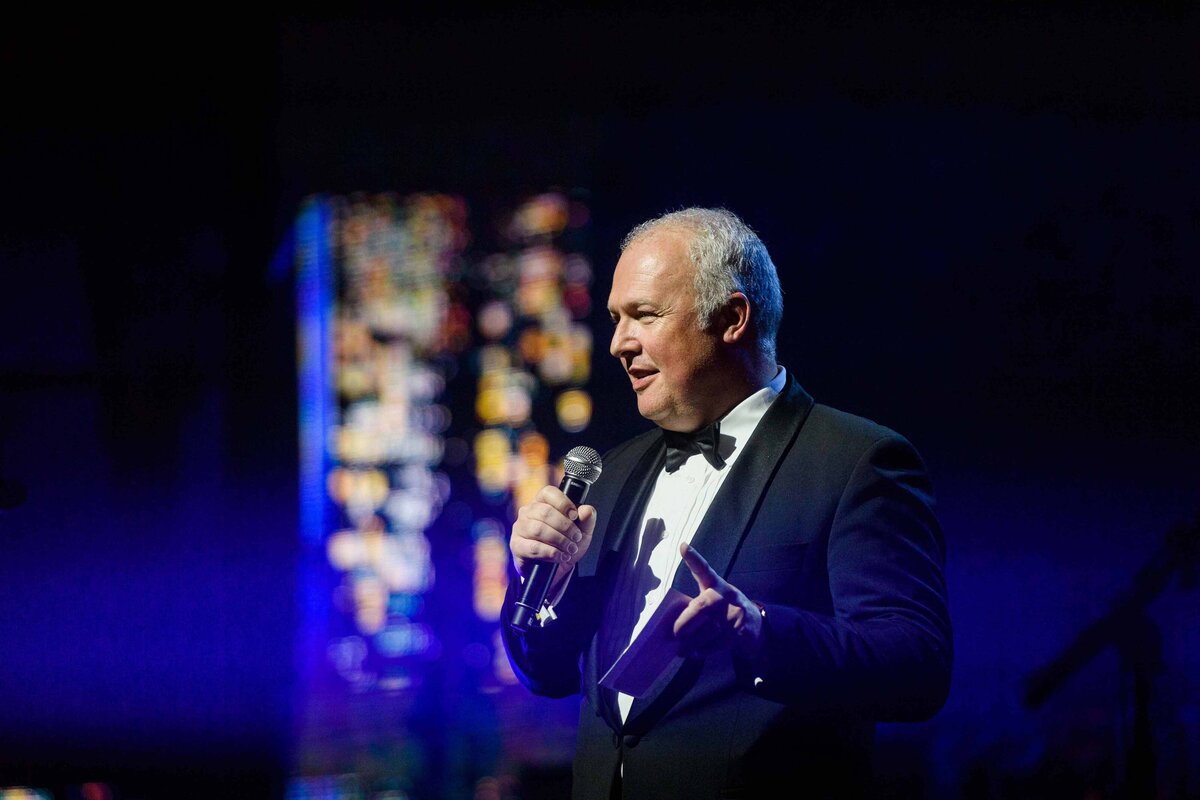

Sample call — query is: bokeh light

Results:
[295,189,593,797]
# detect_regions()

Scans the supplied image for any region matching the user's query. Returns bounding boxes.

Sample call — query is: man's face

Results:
[607,229,725,432]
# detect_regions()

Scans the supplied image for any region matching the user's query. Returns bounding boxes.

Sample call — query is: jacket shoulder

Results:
[806,403,916,451]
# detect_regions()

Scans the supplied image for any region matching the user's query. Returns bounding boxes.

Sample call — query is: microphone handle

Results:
[509,475,592,634]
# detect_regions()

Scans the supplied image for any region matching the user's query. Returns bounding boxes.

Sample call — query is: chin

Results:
[639,407,689,431]
[636,398,669,425]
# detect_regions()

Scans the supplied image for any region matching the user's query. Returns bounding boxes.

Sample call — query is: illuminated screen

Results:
[291,190,595,799]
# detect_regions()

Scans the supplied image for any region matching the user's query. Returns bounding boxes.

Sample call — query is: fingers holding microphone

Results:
[508,446,603,635]
[510,484,596,589]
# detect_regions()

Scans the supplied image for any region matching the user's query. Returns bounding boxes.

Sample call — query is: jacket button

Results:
[622,734,640,748]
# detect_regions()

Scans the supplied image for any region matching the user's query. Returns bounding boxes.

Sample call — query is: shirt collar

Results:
[711,366,787,469]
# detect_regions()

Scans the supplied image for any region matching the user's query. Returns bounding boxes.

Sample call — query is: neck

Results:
[693,351,777,430]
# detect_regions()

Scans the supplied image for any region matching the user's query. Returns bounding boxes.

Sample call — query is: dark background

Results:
[2,4,1199,798]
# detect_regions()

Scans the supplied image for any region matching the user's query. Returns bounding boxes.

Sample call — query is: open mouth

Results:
[627,367,657,391]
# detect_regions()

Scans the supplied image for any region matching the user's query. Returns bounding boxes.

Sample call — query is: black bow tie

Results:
[663,422,726,473]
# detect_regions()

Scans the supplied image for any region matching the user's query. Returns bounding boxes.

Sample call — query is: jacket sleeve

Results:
[733,432,953,721]
[499,570,593,698]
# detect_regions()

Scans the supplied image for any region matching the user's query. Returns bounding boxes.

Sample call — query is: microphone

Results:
[509,445,603,634]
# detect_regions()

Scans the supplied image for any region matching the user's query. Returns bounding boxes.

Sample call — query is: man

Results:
[502,207,952,799]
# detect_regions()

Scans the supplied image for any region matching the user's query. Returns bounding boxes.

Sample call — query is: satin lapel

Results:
[578,434,665,731]
[575,435,665,577]
[671,375,814,591]
[625,376,815,731]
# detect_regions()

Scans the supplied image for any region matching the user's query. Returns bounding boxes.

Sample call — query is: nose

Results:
[610,318,639,360]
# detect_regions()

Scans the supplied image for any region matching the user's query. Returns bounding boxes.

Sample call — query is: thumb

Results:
[680,542,719,591]
[577,504,598,538]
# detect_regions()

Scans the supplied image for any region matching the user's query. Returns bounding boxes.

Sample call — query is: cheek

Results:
[645,337,675,375]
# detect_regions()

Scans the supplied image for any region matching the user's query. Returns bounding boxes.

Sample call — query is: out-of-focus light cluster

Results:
[298,190,595,711]
[471,193,594,520]
[467,193,593,648]
[287,774,399,800]
[471,518,509,622]
[0,789,110,800]
[313,193,471,691]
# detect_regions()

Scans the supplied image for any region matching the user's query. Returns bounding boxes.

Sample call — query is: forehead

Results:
[608,229,695,305]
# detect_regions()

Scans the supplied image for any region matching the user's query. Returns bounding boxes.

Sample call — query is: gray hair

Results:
[621,207,783,359]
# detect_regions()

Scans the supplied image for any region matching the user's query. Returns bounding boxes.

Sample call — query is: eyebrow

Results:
[609,298,659,313]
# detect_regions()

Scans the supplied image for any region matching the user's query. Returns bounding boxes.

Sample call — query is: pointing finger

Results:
[680,542,719,591]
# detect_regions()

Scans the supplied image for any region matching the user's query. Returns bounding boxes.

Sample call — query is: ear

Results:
[719,292,752,344]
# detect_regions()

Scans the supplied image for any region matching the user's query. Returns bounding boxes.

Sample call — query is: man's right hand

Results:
[510,485,597,592]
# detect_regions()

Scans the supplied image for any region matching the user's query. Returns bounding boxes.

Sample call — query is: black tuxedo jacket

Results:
[502,375,952,799]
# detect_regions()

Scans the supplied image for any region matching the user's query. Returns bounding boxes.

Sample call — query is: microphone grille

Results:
[562,446,603,484]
